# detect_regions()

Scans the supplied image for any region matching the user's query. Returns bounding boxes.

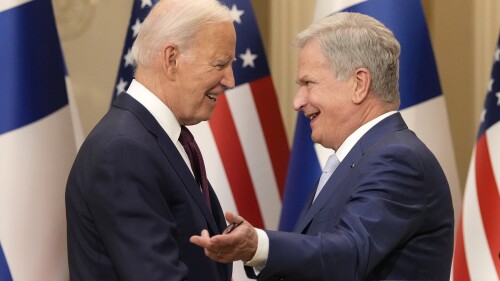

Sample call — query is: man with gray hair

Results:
[191,12,454,280]
[66,0,236,280]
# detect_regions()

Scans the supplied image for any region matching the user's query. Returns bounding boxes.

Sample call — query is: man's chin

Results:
[311,135,327,148]
[311,133,319,144]
[188,112,215,125]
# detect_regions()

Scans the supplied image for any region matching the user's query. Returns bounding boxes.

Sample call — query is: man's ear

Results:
[163,45,179,80]
[351,67,371,104]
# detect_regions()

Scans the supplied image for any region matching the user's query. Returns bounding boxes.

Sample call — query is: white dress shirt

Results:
[125,79,193,175]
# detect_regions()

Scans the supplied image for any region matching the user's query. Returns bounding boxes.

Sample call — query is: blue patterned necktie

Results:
[313,154,340,202]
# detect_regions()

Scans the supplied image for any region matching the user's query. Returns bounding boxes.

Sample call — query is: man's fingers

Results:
[201,229,210,238]
[190,227,254,263]
[224,211,236,223]
[189,236,203,247]
[224,211,246,226]
[189,229,211,247]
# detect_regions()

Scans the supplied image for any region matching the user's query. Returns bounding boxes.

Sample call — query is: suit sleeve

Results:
[85,136,188,281]
[259,144,428,281]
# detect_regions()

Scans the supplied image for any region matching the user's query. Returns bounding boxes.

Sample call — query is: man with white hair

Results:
[191,12,454,281]
[66,0,236,280]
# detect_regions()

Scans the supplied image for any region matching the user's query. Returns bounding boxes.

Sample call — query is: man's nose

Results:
[293,86,307,111]
[221,66,235,89]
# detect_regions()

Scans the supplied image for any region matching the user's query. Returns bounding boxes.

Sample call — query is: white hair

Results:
[132,0,232,68]
[295,12,401,105]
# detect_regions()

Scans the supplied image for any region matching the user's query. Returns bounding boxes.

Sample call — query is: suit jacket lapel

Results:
[294,113,408,233]
[112,94,221,234]
[208,182,228,233]
[293,178,319,232]
[293,148,362,233]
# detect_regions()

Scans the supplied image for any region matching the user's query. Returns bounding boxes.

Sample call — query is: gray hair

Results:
[132,0,232,67]
[295,12,400,105]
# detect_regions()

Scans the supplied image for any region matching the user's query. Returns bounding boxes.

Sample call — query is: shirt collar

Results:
[335,111,397,162]
[126,79,181,143]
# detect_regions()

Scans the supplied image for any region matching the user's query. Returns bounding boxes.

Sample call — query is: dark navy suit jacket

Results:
[251,113,454,281]
[66,93,231,281]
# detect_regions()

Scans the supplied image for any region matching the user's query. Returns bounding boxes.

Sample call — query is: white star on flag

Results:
[124,48,134,67]
[141,0,152,8]
[480,108,487,122]
[116,78,128,95]
[488,78,494,92]
[239,48,257,68]
[229,4,244,24]
[131,19,142,38]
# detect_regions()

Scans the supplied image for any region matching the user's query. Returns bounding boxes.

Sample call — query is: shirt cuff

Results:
[243,228,269,271]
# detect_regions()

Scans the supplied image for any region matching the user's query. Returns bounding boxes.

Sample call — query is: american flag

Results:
[113,0,157,100]
[0,0,77,280]
[113,1,289,279]
[280,0,462,233]
[452,33,500,281]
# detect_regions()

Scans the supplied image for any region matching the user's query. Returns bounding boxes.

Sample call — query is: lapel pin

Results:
[351,163,356,168]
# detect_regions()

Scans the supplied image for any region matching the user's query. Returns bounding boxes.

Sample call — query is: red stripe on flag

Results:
[209,94,265,228]
[250,76,290,198]
[452,215,471,281]
[475,135,500,278]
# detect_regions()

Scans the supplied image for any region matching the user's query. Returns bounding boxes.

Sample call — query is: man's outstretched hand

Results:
[190,211,258,263]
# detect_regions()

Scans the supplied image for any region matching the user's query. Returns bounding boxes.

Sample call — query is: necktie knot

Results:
[179,126,195,146]
[323,154,340,173]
